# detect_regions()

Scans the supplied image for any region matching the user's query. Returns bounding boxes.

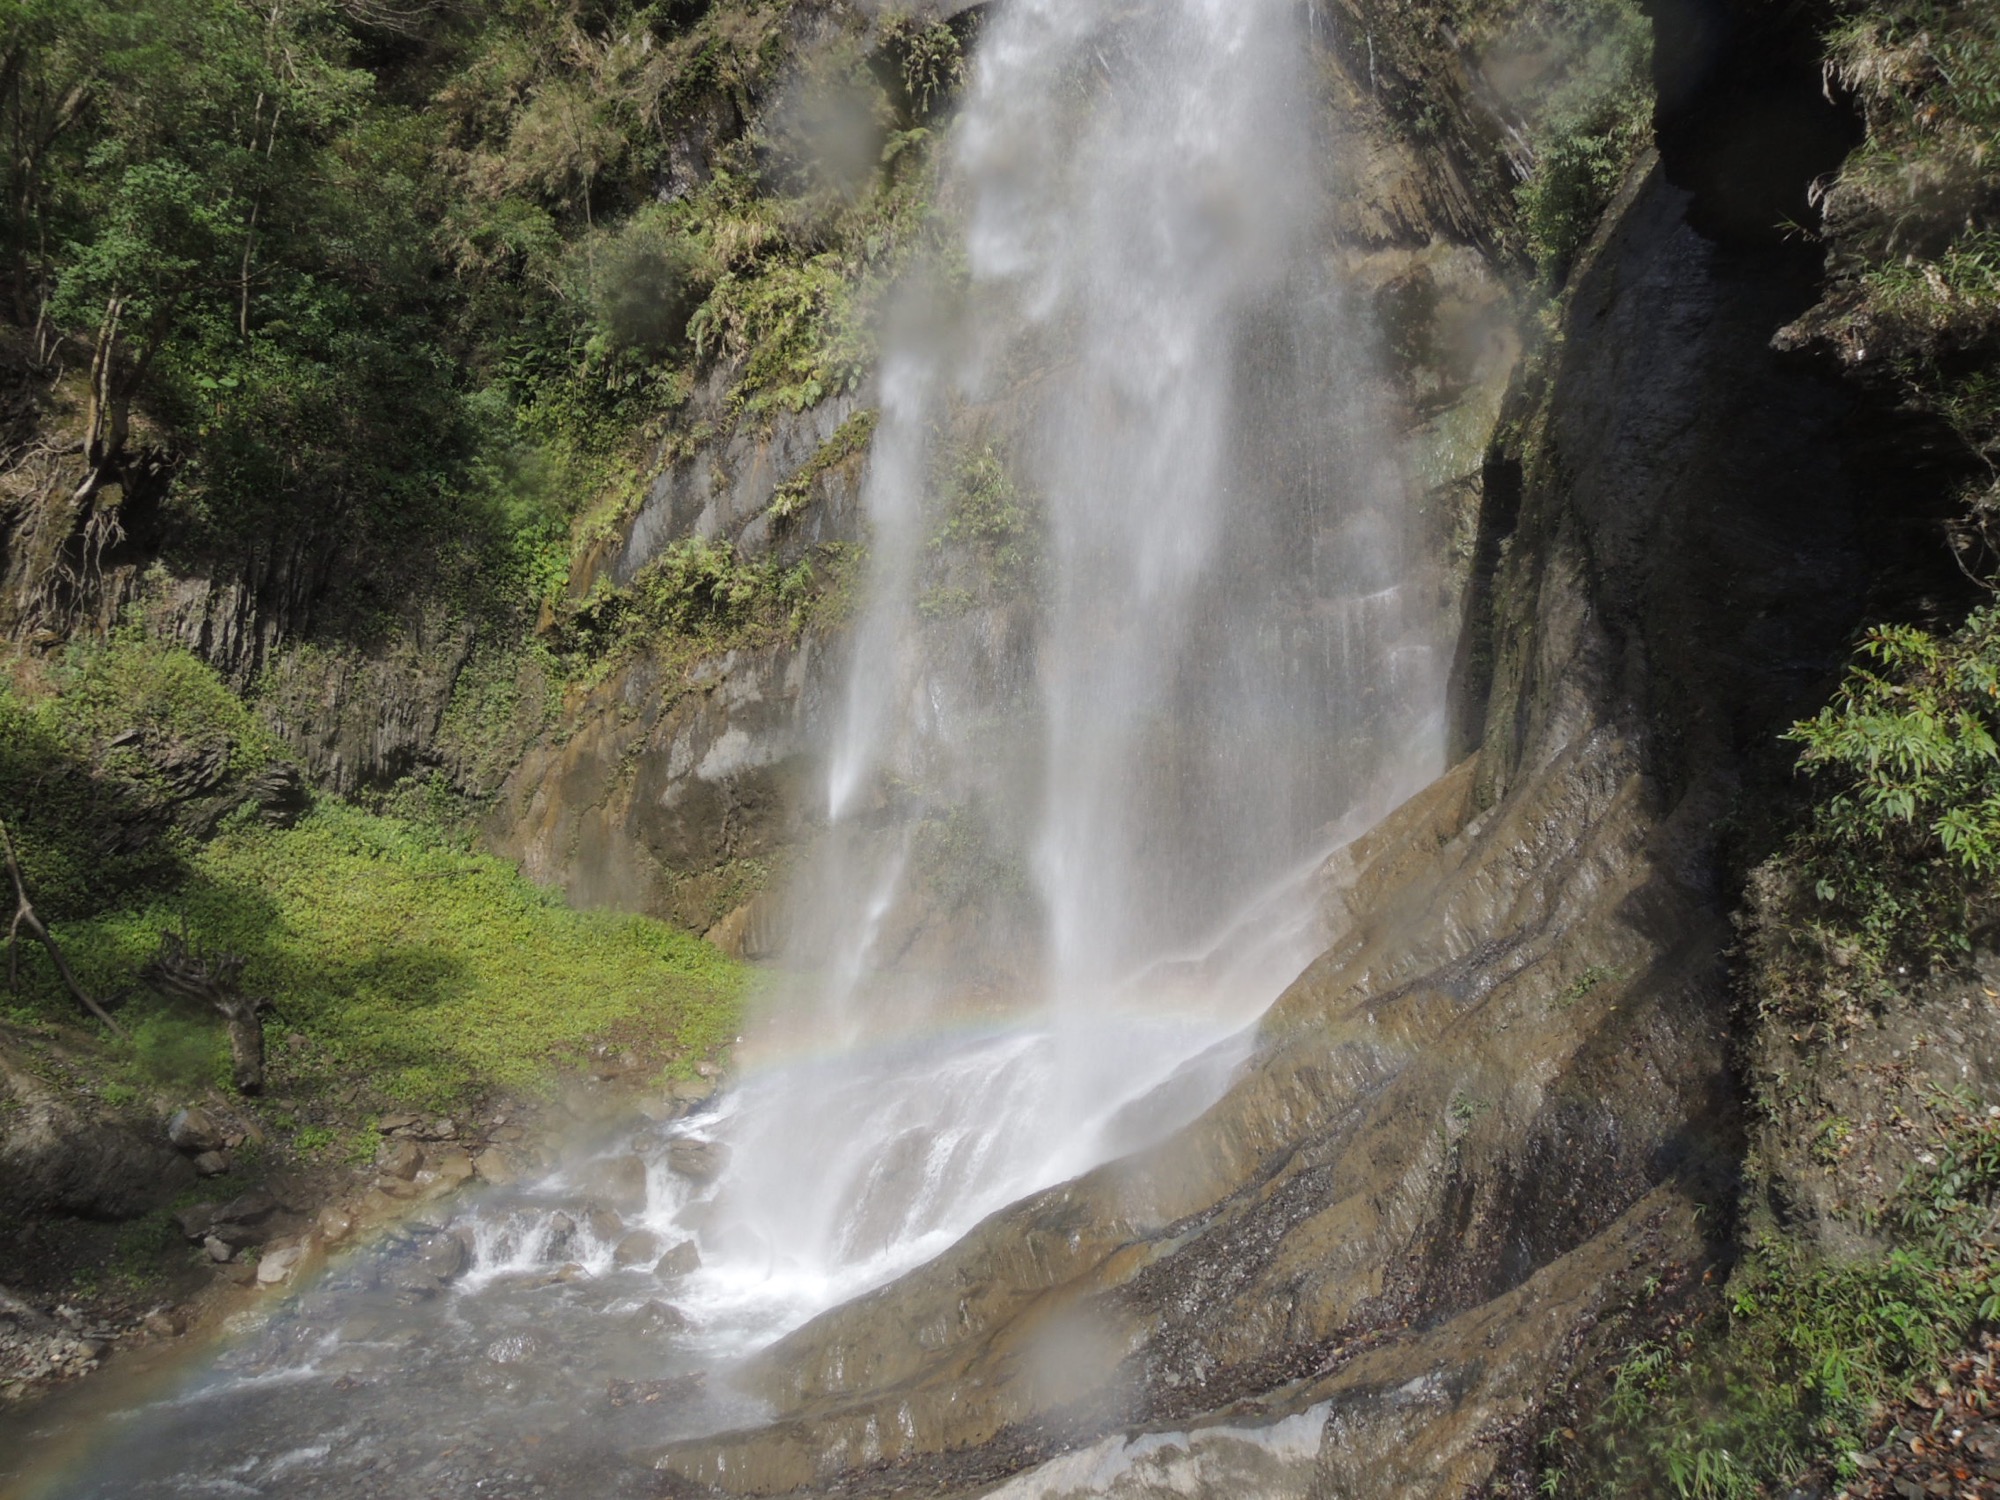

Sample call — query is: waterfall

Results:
[677,0,1446,1350]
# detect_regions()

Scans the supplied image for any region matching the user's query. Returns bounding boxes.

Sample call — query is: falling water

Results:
[682,0,1446,1347]
[6,5,1446,1494]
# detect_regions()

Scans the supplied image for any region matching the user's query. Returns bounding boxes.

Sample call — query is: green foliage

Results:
[920,444,1039,614]
[0,632,286,920]
[10,800,747,1110]
[1748,609,2000,1016]
[2,0,952,705]
[1790,2,2000,468]
[554,534,826,681]
[1575,1106,2000,1497]
[1511,0,1654,280]
[769,407,877,523]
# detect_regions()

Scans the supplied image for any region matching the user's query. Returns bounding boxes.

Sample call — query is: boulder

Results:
[202,1236,233,1263]
[635,1300,692,1336]
[654,1240,702,1279]
[426,1146,475,1189]
[416,1230,469,1283]
[378,1139,422,1180]
[213,1189,277,1226]
[167,1107,227,1155]
[174,1202,219,1242]
[667,1077,716,1107]
[666,1138,726,1184]
[613,1230,661,1267]
[191,1151,230,1178]
[584,1207,624,1244]
[578,1153,649,1213]
[316,1206,354,1245]
[256,1243,305,1286]
[471,1149,517,1186]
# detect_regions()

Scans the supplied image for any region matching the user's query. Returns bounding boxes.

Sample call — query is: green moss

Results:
[921,444,1040,608]
[769,408,878,523]
[0,632,292,922]
[11,800,747,1110]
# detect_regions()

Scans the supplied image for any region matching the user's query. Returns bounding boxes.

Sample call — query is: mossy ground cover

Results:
[6,803,747,1111]
[0,637,747,1115]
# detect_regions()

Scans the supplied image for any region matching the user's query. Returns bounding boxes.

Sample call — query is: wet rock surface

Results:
[641,151,1940,1498]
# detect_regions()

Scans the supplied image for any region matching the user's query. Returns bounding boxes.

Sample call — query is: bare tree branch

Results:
[0,816,125,1038]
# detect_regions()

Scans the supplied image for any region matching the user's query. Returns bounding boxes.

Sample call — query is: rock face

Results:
[646,99,1952,1494]
[0,1049,191,1226]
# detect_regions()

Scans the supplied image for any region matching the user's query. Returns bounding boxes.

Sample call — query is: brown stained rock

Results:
[666,1138,726,1184]
[426,1147,475,1189]
[379,1139,422,1180]
[654,1240,701,1279]
[316,1206,354,1244]
[471,1149,517,1186]
[256,1243,305,1286]
[614,1230,661,1267]
[167,1107,227,1155]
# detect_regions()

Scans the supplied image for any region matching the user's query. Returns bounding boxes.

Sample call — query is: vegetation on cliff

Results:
[0,635,745,1116]
[0,0,962,797]
[0,0,969,1179]
[1531,5,2000,1495]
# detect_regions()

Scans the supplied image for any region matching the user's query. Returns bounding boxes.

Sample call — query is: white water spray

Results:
[679,0,1446,1350]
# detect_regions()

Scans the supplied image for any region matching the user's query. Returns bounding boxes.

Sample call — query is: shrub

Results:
[1573,1104,2000,1497]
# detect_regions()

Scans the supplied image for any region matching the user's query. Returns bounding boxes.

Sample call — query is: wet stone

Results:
[472,1149,518,1186]
[579,1154,649,1213]
[635,1300,691,1336]
[606,1372,704,1407]
[417,1231,470,1283]
[585,1207,625,1244]
[317,1205,355,1244]
[379,1139,423,1180]
[613,1230,660,1267]
[486,1332,545,1365]
[666,1138,727,1184]
[654,1240,701,1279]
[257,1243,305,1286]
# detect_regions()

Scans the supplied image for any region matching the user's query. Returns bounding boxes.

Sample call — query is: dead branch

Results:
[0,815,125,1038]
[143,928,271,1094]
